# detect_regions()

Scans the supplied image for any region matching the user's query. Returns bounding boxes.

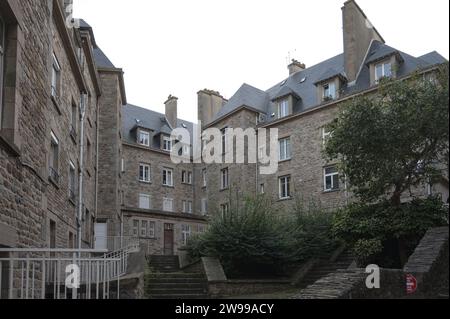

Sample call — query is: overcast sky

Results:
[73,0,449,123]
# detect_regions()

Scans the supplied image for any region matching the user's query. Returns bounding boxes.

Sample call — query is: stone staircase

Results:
[145,256,208,299]
[299,250,355,289]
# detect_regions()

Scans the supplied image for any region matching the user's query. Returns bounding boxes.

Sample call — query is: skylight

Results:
[300,77,307,83]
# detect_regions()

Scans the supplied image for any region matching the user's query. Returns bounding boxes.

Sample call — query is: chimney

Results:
[165,95,178,128]
[342,0,384,83]
[197,89,227,127]
[288,59,306,76]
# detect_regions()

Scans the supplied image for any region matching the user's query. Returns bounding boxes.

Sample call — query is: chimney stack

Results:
[165,95,178,128]
[288,59,306,76]
[197,89,227,127]
[342,0,384,83]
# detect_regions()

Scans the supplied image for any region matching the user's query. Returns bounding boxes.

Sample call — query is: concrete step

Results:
[149,294,208,299]
[147,287,207,295]
[146,278,207,284]
[147,273,204,278]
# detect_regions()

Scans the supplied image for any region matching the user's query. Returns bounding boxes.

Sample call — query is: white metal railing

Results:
[0,246,137,300]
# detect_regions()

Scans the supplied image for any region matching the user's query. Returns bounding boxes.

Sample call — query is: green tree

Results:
[324,64,449,206]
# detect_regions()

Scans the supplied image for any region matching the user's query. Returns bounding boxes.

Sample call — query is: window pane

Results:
[333,174,340,190]
[376,64,383,80]
[326,176,332,190]
[325,167,338,175]
[384,63,392,78]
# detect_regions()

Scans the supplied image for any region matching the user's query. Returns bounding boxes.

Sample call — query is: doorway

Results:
[164,224,174,256]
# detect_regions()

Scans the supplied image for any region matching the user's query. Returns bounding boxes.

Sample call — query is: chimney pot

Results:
[165,95,178,128]
[288,59,306,76]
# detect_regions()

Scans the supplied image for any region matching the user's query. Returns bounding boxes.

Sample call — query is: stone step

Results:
[146,278,207,284]
[147,273,204,279]
[146,282,206,289]
[147,288,207,295]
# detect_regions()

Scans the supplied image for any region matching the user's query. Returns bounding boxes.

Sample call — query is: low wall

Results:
[294,227,449,299]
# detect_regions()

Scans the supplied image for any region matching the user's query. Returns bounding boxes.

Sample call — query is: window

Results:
[132,220,139,237]
[375,61,392,83]
[121,158,125,173]
[139,194,151,210]
[138,130,150,147]
[182,200,193,214]
[278,99,289,118]
[70,101,77,140]
[324,166,340,192]
[323,82,336,100]
[163,198,174,212]
[139,164,151,183]
[49,131,59,183]
[181,225,191,245]
[86,138,92,164]
[51,53,61,98]
[162,136,172,151]
[140,220,148,237]
[148,221,155,238]
[260,183,265,194]
[279,137,291,161]
[220,203,230,217]
[221,127,228,154]
[182,171,192,184]
[202,169,207,187]
[279,175,291,199]
[69,161,76,202]
[163,168,173,186]
[201,198,208,215]
[221,168,229,190]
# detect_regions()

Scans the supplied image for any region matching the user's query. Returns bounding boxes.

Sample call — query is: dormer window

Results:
[278,99,290,119]
[323,82,337,101]
[162,135,172,151]
[375,61,392,83]
[138,130,150,147]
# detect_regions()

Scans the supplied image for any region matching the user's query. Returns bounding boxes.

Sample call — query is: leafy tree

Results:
[324,64,449,205]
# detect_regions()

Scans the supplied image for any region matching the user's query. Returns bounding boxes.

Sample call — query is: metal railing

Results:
[0,245,138,300]
[93,236,140,253]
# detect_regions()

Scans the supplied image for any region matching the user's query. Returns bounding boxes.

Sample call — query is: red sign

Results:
[406,274,418,294]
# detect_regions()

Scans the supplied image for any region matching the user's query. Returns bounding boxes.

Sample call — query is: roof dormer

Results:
[314,70,347,103]
[271,86,300,119]
[367,51,404,86]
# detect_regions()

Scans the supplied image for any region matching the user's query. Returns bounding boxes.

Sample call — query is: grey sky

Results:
[73,0,449,123]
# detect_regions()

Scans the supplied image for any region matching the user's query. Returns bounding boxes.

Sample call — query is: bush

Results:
[187,195,338,278]
[332,196,448,267]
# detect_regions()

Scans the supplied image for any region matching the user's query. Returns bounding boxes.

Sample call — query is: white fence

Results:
[0,243,139,299]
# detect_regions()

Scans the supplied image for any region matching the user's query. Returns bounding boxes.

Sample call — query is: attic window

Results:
[182,123,187,128]
[277,99,290,119]
[375,61,392,83]
[300,77,307,83]
[323,82,337,101]
[138,130,150,147]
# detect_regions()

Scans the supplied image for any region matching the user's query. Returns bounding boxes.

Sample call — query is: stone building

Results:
[1,0,448,260]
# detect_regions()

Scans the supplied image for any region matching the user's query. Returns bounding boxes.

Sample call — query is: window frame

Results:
[132,220,139,237]
[163,197,174,212]
[375,61,392,83]
[51,52,61,99]
[181,224,191,245]
[201,198,208,215]
[279,137,292,161]
[220,203,230,217]
[278,99,289,119]
[138,130,150,147]
[202,169,207,188]
[163,168,174,186]
[279,175,292,200]
[49,131,60,183]
[162,135,172,151]
[324,166,340,192]
[69,160,76,201]
[139,193,151,210]
[221,127,228,155]
[323,82,336,100]
[139,163,151,183]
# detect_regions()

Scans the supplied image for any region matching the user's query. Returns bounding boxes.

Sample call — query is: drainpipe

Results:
[77,93,87,254]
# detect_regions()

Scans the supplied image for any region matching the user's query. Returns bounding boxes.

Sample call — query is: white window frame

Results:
[260,183,265,194]
[121,158,125,173]
[220,203,230,217]
[140,220,148,238]
[162,136,172,151]
[279,175,291,200]
[323,82,336,100]
[201,198,208,215]
[163,168,174,186]
[182,225,191,245]
[138,130,150,147]
[148,221,155,238]
[69,161,76,197]
[375,61,392,83]
[49,131,59,174]
[221,168,229,190]
[51,53,61,98]
[139,193,151,210]
[324,166,340,192]
[139,164,151,183]
[279,137,291,161]
[221,127,228,155]
[182,200,193,214]
[278,99,289,118]
[163,197,174,212]
[322,127,332,145]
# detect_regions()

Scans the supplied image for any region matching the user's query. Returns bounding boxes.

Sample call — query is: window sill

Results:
[139,180,152,184]
[220,187,229,192]
[69,197,77,207]
[51,95,62,115]
[163,185,175,189]
[48,176,60,189]
[181,182,193,186]
[279,158,292,164]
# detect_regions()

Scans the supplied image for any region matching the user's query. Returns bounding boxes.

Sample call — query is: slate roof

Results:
[93,47,116,69]
[208,40,446,125]
[122,104,194,146]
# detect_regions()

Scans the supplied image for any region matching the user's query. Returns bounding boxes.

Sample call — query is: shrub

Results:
[332,196,448,267]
